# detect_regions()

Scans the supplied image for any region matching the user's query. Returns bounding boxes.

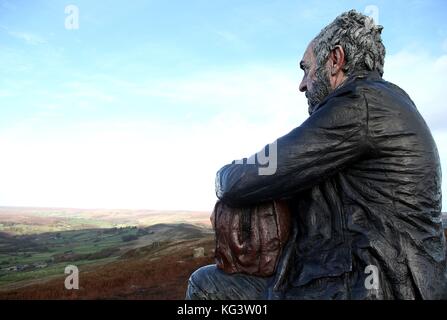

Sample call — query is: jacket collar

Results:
[308,70,382,116]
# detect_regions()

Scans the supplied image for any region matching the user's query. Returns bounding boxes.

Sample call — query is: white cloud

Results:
[442,38,447,52]
[385,50,447,131]
[61,81,115,103]
[130,65,308,126]
[0,118,279,211]
[1,49,446,211]
[0,89,13,98]
[0,66,308,211]
[8,31,46,45]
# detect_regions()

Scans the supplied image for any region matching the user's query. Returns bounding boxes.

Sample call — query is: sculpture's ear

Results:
[329,45,346,76]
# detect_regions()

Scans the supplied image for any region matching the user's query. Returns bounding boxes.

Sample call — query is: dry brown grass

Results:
[0,237,215,300]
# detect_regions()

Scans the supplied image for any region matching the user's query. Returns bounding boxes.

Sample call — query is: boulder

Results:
[193,247,205,258]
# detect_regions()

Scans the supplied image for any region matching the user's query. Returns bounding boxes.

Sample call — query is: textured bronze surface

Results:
[212,200,290,277]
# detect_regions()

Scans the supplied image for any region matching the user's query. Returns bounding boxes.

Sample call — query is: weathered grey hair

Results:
[313,9,386,76]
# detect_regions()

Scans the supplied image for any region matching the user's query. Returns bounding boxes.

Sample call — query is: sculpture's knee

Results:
[186,264,272,300]
[185,264,218,300]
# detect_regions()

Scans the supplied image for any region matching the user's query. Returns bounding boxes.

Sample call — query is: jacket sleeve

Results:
[216,93,370,206]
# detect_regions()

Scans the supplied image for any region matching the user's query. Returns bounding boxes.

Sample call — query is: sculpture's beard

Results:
[306,65,333,115]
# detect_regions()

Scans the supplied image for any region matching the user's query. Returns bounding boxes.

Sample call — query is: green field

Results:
[0,207,212,290]
[0,226,142,287]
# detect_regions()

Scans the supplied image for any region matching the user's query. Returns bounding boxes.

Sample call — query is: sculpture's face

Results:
[299,43,317,94]
[299,42,332,114]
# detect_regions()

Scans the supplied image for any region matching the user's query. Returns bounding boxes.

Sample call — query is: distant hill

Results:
[0,207,212,235]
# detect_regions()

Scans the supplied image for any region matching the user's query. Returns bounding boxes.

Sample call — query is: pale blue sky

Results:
[0,0,446,210]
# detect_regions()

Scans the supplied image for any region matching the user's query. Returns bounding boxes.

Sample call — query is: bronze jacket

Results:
[215,70,447,299]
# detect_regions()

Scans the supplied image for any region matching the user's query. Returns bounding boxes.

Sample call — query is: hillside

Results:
[0,235,215,299]
[0,207,215,299]
[0,209,446,299]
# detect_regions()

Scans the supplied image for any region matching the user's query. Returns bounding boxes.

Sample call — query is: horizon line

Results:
[0,205,212,213]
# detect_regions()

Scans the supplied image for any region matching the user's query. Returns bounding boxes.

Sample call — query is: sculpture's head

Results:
[299,9,386,115]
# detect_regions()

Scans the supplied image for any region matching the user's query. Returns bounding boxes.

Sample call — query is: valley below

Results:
[0,207,214,299]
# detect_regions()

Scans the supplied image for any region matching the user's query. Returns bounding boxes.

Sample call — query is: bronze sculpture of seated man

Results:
[186,10,447,300]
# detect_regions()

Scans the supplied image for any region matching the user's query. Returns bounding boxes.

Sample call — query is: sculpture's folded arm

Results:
[216,91,371,207]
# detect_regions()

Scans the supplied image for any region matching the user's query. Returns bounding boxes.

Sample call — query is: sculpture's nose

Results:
[299,78,307,92]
